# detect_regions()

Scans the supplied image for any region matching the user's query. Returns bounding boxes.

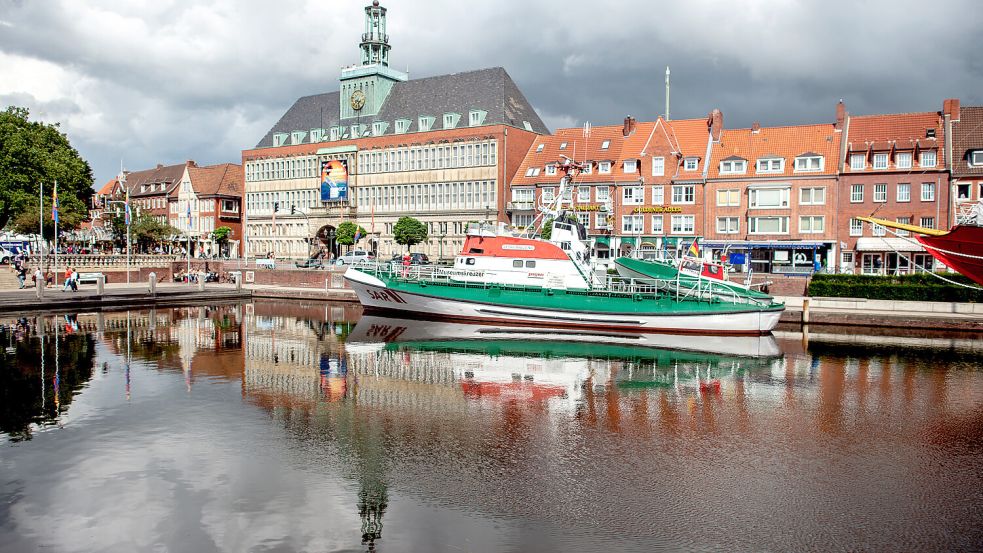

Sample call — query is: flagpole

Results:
[125,181,131,285]
[39,181,44,276]
[53,179,58,286]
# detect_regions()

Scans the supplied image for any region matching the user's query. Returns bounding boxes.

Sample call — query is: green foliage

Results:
[393,216,427,249]
[336,221,367,246]
[9,193,87,239]
[106,210,178,250]
[541,217,554,240]
[807,273,983,303]
[0,106,94,230]
[212,226,232,244]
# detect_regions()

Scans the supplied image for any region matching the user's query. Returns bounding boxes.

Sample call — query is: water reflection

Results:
[1,304,981,552]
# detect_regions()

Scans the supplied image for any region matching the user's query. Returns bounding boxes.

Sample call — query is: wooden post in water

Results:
[802,298,811,324]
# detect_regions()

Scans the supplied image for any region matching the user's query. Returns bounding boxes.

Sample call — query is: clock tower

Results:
[339,0,407,120]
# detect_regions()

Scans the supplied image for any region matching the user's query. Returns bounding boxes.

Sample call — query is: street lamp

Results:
[106,200,132,284]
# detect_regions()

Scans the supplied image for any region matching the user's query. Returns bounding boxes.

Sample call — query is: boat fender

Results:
[632,293,643,302]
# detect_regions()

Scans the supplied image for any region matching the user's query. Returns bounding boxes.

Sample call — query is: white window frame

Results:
[545,165,557,176]
[799,215,825,234]
[670,215,695,234]
[850,153,866,170]
[651,186,664,204]
[511,188,534,203]
[595,212,609,229]
[716,216,739,234]
[850,218,863,236]
[577,186,591,202]
[921,182,935,202]
[600,140,611,150]
[683,158,698,171]
[717,188,740,207]
[651,156,664,176]
[621,214,644,234]
[897,183,911,202]
[541,187,555,202]
[651,215,664,234]
[623,159,637,173]
[920,216,935,229]
[598,161,611,174]
[755,158,784,174]
[850,184,864,203]
[896,217,911,237]
[622,186,644,205]
[872,223,886,237]
[749,186,790,209]
[671,185,695,204]
[873,153,889,170]
[799,187,826,205]
[580,162,592,175]
[535,143,545,153]
[971,151,983,166]
[896,152,912,169]
[558,142,567,150]
[873,183,887,203]
[596,186,609,202]
[576,212,591,229]
[749,216,790,235]
[720,159,747,174]
[920,150,937,168]
[794,156,823,172]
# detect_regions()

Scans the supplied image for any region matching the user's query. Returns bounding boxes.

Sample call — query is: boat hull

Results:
[345,268,783,335]
[613,257,773,300]
[917,225,983,286]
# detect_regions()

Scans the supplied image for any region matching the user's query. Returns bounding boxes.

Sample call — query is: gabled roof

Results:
[255,67,549,148]
[846,111,943,152]
[951,106,983,177]
[708,123,841,179]
[96,178,118,196]
[189,164,243,197]
[124,163,187,198]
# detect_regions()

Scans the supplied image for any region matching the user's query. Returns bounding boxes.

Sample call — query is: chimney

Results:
[835,99,846,131]
[156,163,164,169]
[708,109,723,142]
[186,160,197,167]
[943,98,960,122]
[623,115,636,137]
[751,121,761,133]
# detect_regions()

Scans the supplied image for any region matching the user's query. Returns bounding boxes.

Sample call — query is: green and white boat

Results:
[614,256,774,301]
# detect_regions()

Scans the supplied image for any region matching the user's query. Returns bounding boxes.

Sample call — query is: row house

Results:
[948,102,983,216]
[839,103,954,275]
[88,163,187,246]
[167,162,243,257]
[703,116,843,275]
[508,113,716,264]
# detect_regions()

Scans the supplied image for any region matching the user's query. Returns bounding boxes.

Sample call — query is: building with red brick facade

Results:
[167,162,243,257]
[838,102,957,274]
[947,102,983,217]
[703,116,843,275]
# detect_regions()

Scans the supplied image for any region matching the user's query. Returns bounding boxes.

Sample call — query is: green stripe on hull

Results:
[387,340,755,361]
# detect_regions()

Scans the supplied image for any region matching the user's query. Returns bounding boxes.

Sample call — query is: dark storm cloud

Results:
[1,0,980,186]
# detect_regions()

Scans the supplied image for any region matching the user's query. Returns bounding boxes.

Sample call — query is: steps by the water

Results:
[0,268,24,290]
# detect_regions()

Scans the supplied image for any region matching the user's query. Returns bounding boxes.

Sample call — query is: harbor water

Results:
[1,300,981,552]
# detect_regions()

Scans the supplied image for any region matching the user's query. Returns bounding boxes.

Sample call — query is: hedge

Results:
[807,273,983,302]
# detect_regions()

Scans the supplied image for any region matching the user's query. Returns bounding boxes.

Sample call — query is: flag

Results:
[186,202,192,229]
[354,228,362,242]
[688,238,700,257]
[124,202,132,226]
[51,186,59,224]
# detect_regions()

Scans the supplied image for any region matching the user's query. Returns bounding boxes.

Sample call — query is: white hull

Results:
[345,268,782,334]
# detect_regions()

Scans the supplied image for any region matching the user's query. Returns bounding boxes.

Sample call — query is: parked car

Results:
[390,252,432,265]
[337,250,374,265]
[295,257,324,269]
[0,247,14,264]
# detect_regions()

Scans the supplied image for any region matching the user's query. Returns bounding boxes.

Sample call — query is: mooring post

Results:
[36,276,44,300]
[197,272,205,292]
[96,275,105,296]
[802,298,811,324]
[148,272,157,297]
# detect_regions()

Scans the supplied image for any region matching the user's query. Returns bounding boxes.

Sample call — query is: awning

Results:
[702,240,829,250]
[620,237,636,246]
[855,237,925,252]
[593,235,611,246]
[639,241,658,248]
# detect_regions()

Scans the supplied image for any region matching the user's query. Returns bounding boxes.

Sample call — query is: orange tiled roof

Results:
[511,123,641,186]
[96,178,117,195]
[707,123,842,179]
[846,111,942,152]
[187,163,243,197]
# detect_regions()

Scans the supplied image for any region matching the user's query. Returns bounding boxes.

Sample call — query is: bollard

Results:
[96,275,105,296]
[36,276,44,299]
[197,272,205,292]
[235,272,242,292]
[802,298,810,324]
[148,272,157,297]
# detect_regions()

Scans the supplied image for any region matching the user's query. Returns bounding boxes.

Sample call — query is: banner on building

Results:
[320,159,349,202]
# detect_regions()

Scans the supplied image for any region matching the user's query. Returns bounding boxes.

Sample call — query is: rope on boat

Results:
[864,223,983,291]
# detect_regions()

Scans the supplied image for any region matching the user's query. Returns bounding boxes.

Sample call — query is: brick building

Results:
[242,1,545,261]
[703,113,843,275]
[838,101,957,274]
[167,162,243,257]
[509,114,715,265]
[947,102,982,215]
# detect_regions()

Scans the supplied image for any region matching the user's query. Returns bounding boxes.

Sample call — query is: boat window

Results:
[560,242,571,250]
[513,260,523,268]
[469,248,484,254]
[466,258,476,265]
[525,260,536,268]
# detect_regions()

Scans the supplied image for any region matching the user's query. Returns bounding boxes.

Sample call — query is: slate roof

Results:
[951,106,983,177]
[708,124,841,179]
[255,67,549,148]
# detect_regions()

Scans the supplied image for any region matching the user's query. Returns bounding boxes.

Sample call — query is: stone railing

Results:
[46,254,182,269]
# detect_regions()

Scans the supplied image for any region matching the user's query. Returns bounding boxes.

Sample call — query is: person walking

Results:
[16,263,27,289]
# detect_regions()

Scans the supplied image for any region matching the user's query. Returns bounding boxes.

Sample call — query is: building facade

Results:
[167,162,243,257]
[241,1,545,260]
[947,101,982,217]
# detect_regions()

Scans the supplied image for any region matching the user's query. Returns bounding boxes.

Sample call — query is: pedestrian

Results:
[33,267,43,287]
[16,264,27,289]
[402,252,411,278]
[70,268,79,291]
[63,267,75,292]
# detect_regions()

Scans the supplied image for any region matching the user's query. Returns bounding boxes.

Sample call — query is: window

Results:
[896,152,912,169]
[874,183,887,203]
[921,182,935,201]
[920,150,937,168]
[545,165,557,176]
[596,186,609,202]
[897,183,911,202]
[716,217,739,234]
[442,113,461,129]
[394,119,410,134]
[717,189,740,207]
[971,151,983,166]
[622,215,644,233]
[872,223,886,236]
[671,215,695,234]
[651,186,664,204]
[600,140,610,150]
[580,161,592,174]
[749,216,789,234]
[623,186,644,204]
[799,187,826,205]
[652,157,664,176]
[577,186,591,202]
[651,215,664,234]
[850,218,863,236]
[873,153,888,169]
[919,217,935,229]
[542,187,555,202]
[595,213,609,229]
[558,142,567,150]
[720,159,746,174]
[850,153,866,170]
[850,184,864,203]
[511,188,534,203]
[684,158,698,171]
[576,212,591,228]
[512,213,534,228]
[749,187,790,208]
[799,216,825,234]
[597,161,612,174]
[756,158,784,173]
[896,217,911,237]
[671,185,695,204]
[468,110,486,126]
[794,156,823,172]
[623,159,637,173]
[535,143,544,153]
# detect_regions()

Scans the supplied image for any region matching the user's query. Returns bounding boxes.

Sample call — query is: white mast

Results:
[665,66,671,121]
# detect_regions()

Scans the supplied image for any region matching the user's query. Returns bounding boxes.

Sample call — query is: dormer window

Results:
[794,155,823,172]
[624,159,637,173]
[559,142,567,150]
[372,121,389,136]
[873,153,888,169]
[290,130,306,145]
[896,152,913,169]
[535,143,545,153]
[598,161,612,174]
[600,140,610,150]
[971,151,983,166]
[329,127,341,141]
[581,161,592,175]
[920,150,937,168]
[524,167,541,177]
[418,116,435,132]
[683,158,698,171]
[720,159,746,174]
[272,133,288,147]
[394,119,410,134]
[850,153,865,170]
[442,113,461,129]
[756,158,784,173]
[310,128,324,143]
[545,164,557,176]
[468,110,487,127]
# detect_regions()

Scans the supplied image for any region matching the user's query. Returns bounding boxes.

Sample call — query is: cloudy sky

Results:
[2,0,981,188]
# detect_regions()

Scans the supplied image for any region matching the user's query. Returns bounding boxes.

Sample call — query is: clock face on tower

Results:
[350,89,366,111]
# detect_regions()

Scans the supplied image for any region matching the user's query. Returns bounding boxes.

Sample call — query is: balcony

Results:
[361,33,389,43]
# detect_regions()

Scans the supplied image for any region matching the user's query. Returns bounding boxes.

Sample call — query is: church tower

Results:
[339,0,407,122]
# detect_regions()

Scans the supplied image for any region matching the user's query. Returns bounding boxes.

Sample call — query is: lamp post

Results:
[106,200,131,284]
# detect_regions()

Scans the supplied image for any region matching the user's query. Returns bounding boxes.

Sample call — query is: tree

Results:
[0,106,94,231]
[541,217,554,240]
[393,216,428,250]
[107,211,177,251]
[212,226,232,246]
[336,221,367,247]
